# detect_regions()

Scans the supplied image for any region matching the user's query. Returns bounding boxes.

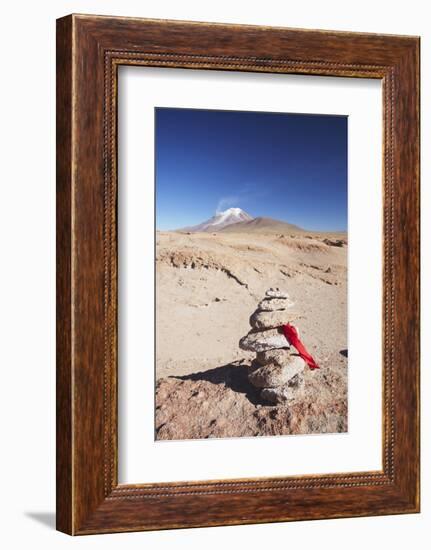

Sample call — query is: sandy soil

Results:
[155,230,347,439]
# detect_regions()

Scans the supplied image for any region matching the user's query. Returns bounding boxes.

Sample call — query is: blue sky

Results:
[155,108,347,232]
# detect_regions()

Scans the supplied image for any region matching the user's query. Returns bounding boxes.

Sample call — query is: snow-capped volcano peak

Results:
[212,207,251,225]
[179,207,254,232]
[218,207,243,216]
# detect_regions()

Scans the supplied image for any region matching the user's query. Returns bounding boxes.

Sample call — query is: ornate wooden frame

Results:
[56,14,420,534]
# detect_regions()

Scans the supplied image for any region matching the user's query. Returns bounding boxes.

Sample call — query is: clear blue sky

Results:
[155,108,347,231]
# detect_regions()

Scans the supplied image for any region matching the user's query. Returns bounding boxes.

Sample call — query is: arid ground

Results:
[155,229,348,440]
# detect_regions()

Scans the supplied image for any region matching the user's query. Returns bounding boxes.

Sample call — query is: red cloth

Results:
[282,323,320,370]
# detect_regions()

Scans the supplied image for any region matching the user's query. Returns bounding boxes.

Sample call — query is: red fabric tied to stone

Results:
[282,323,320,370]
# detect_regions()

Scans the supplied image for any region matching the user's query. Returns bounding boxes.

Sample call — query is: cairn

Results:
[239,288,305,405]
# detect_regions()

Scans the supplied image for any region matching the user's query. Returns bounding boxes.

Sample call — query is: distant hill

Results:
[174,209,345,236]
[218,216,306,235]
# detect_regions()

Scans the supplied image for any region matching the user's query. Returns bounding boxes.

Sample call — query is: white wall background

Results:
[0,1,427,548]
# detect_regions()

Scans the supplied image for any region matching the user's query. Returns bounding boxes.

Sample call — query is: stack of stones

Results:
[239,288,305,405]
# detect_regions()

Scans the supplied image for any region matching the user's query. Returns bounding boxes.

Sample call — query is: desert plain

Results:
[155,222,348,440]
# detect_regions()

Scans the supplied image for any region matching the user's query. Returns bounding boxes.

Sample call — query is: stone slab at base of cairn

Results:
[239,288,305,405]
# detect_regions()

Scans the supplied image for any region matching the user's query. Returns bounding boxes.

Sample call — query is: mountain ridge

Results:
[174,208,346,235]
[219,216,305,235]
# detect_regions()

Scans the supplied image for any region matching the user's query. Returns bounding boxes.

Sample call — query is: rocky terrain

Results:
[155,228,348,440]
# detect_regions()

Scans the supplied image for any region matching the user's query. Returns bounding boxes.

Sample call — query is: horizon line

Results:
[156,215,347,233]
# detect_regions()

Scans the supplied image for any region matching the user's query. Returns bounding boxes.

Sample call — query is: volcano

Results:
[179,207,254,232]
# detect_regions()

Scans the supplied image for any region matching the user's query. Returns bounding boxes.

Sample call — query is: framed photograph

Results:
[56,14,420,534]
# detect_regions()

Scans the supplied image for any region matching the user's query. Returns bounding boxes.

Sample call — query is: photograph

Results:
[155,107,348,440]
[0,2,423,543]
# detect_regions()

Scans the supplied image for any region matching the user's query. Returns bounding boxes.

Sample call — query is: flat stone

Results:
[250,309,300,329]
[265,288,289,299]
[256,348,303,368]
[239,328,290,352]
[257,298,294,311]
[260,375,305,404]
[256,348,289,366]
[248,358,304,388]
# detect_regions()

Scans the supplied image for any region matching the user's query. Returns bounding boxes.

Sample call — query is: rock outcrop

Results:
[155,360,348,440]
